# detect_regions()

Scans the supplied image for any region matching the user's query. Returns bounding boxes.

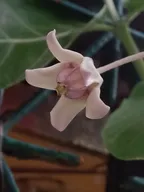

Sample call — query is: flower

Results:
[25,30,144,131]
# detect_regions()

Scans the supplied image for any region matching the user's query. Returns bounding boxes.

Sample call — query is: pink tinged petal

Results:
[50,96,86,131]
[56,66,73,83]
[57,64,84,88]
[57,62,88,99]
[66,89,87,99]
[65,67,85,89]
[25,63,64,90]
[86,87,110,119]
[47,30,83,63]
[80,57,103,87]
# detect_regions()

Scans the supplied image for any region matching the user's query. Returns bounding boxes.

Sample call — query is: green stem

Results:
[127,12,141,24]
[104,0,119,21]
[64,15,113,51]
[81,12,113,33]
[85,23,113,32]
[115,22,144,80]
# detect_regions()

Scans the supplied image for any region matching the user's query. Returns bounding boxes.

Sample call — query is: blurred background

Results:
[1,0,144,191]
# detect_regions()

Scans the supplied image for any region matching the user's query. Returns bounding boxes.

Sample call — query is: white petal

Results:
[80,57,103,87]
[47,30,83,63]
[86,87,110,119]
[25,63,63,90]
[50,96,86,131]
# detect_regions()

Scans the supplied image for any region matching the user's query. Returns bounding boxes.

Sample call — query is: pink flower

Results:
[25,30,144,131]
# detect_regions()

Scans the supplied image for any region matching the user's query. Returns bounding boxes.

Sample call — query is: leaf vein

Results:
[0,44,14,67]
[0,30,72,44]
[5,1,42,36]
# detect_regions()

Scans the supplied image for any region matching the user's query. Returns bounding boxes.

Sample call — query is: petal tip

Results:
[25,69,33,85]
[86,106,110,120]
[25,69,30,74]
[50,112,66,132]
[51,122,66,132]
[25,69,30,80]
[25,69,31,76]
[47,29,56,39]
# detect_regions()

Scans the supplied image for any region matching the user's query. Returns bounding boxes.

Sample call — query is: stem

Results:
[104,0,120,21]
[127,12,141,24]
[86,23,113,32]
[109,0,123,105]
[98,51,144,74]
[115,22,144,80]
[63,13,113,50]
[82,13,113,33]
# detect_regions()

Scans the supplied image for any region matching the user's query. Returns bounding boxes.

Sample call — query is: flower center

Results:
[55,62,97,99]
[55,83,67,96]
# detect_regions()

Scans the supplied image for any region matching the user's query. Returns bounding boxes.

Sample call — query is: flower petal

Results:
[86,87,110,119]
[80,57,103,87]
[47,30,83,63]
[50,96,86,131]
[25,63,63,90]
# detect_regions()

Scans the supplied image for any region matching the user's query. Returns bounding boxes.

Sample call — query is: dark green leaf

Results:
[125,0,144,20]
[0,0,86,88]
[102,81,144,160]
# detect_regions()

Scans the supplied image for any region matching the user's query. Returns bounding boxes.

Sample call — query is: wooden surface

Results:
[5,129,107,192]
[17,174,106,192]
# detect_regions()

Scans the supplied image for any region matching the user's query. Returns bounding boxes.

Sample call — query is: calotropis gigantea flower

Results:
[25,30,144,131]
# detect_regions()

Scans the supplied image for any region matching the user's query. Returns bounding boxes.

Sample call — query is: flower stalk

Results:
[114,21,144,80]
[104,0,120,21]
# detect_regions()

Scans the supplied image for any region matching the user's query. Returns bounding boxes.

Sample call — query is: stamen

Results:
[55,83,67,96]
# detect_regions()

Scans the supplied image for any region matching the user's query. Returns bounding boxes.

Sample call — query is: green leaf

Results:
[124,0,144,20]
[0,0,87,88]
[102,81,144,160]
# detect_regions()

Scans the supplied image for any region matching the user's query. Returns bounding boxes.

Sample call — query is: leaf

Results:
[0,0,87,88]
[102,81,144,160]
[124,0,144,20]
